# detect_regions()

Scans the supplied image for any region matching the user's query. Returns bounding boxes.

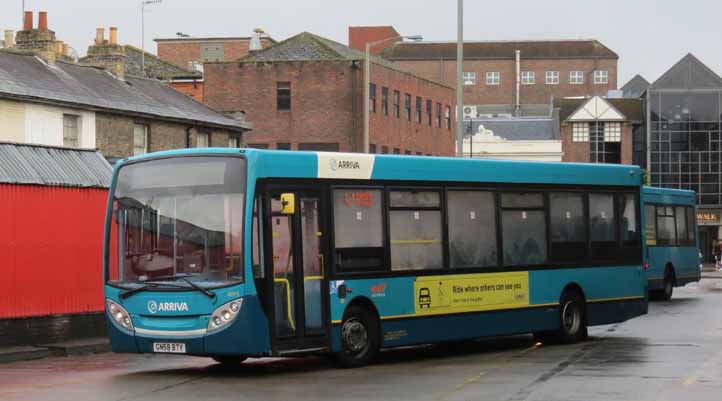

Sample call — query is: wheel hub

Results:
[342,318,368,353]
[562,301,581,334]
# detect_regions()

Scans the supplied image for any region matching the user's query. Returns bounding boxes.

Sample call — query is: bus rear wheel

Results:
[535,290,587,344]
[334,305,379,368]
[660,270,675,301]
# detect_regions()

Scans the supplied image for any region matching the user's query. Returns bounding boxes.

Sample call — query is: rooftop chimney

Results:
[23,11,33,30]
[38,11,48,31]
[95,28,105,45]
[249,28,264,52]
[84,26,126,80]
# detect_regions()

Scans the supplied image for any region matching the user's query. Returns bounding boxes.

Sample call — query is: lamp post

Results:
[456,0,464,157]
[363,34,423,153]
[141,0,162,77]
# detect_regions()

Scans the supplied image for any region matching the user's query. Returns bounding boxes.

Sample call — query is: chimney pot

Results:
[23,11,33,30]
[38,11,48,31]
[95,28,105,45]
[109,27,118,45]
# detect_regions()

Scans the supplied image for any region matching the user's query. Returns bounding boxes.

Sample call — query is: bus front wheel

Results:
[211,356,247,365]
[334,305,380,368]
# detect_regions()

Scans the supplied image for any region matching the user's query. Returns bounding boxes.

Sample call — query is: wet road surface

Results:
[2,279,722,401]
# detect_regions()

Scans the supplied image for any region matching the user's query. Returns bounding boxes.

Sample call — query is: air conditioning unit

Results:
[463,105,477,120]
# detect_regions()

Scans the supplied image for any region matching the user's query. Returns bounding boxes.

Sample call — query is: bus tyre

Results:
[335,305,380,368]
[212,356,247,365]
[660,270,674,301]
[557,290,587,343]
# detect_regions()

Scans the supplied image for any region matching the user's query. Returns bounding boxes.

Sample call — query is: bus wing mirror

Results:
[280,193,295,215]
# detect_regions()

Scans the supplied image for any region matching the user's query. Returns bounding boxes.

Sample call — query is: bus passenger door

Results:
[264,188,328,352]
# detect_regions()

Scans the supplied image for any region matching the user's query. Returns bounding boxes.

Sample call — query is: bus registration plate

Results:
[153,342,186,353]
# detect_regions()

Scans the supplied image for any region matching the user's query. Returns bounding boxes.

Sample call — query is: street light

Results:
[141,0,162,77]
[363,34,423,153]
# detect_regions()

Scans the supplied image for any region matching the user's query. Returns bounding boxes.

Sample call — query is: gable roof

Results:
[0,50,249,131]
[555,97,644,123]
[650,53,722,90]
[567,96,625,121]
[239,31,369,62]
[0,142,112,188]
[621,74,650,98]
[380,39,618,61]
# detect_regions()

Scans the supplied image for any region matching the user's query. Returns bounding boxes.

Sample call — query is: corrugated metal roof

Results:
[0,142,113,188]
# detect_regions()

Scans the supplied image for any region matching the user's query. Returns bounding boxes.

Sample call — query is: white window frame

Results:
[463,71,476,86]
[196,131,209,148]
[570,71,584,85]
[572,122,589,142]
[133,124,149,155]
[228,135,240,148]
[603,122,621,142]
[594,70,609,84]
[521,71,535,85]
[486,71,500,85]
[545,71,559,85]
[63,114,81,148]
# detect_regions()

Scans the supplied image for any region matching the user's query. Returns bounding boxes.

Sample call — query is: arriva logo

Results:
[329,158,360,171]
[147,300,189,314]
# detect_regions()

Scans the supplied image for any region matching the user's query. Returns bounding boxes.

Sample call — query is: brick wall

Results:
[203,60,456,155]
[156,38,275,69]
[169,80,204,103]
[393,58,618,105]
[348,26,400,55]
[95,113,238,158]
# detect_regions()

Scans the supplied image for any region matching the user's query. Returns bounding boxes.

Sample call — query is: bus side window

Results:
[501,192,546,266]
[686,207,696,243]
[389,191,443,271]
[549,192,586,263]
[333,189,385,272]
[589,193,616,263]
[675,206,689,246]
[656,206,676,246]
[645,205,657,246]
[447,191,497,268]
[252,197,264,278]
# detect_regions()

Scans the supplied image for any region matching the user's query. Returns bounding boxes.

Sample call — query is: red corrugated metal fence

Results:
[0,184,108,318]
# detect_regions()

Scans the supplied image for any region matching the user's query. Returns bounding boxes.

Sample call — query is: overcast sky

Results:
[2,0,721,85]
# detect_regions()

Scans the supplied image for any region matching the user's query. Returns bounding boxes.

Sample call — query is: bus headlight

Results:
[106,299,134,331]
[208,299,243,332]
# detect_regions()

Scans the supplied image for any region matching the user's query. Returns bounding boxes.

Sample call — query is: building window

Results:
[521,71,535,85]
[62,114,80,148]
[196,131,209,148]
[546,71,559,85]
[200,42,224,62]
[569,71,584,84]
[393,90,400,118]
[381,87,389,116]
[572,122,589,142]
[416,97,422,123]
[435,102,442,128]
[277,82,291,110]
[405,150,412,155]
[426,99,432,126]
[389,191,443,270]
[369,83,376,113]
[594,70,609,84]
[404,94,411,121]
[381,145,389,154]
[228,136,241,148]
[463,71,476,85]
[604,122,621,142]
[133,124,149,155]
[369,144,377,153]
[486,71,500,85]
[591,122,621,163]
[393,148,400,154]
[445,105,451,129]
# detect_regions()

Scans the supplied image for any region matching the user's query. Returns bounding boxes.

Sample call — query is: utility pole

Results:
[456,0,464,157]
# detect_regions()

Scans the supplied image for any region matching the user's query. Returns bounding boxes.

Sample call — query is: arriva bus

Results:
[642,186,700,300]
[104,149,648,367]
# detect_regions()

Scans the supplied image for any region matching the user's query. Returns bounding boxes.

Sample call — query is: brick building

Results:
[348,26,400,55]
[0,14,250,160]
[204,32,456,155]
[555,96,643,165]
[348,27,618,110]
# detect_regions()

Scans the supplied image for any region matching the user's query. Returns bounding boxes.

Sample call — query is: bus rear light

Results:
[208,299,243,332]
[643,262,650,270]
[106,299,134,331]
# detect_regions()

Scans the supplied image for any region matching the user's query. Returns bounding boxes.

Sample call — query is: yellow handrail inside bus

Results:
[273,278,295,330]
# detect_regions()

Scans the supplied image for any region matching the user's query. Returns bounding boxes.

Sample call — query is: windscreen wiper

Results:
[178,278,216,299]
[119,282,160,299]
[119,280,216,300]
